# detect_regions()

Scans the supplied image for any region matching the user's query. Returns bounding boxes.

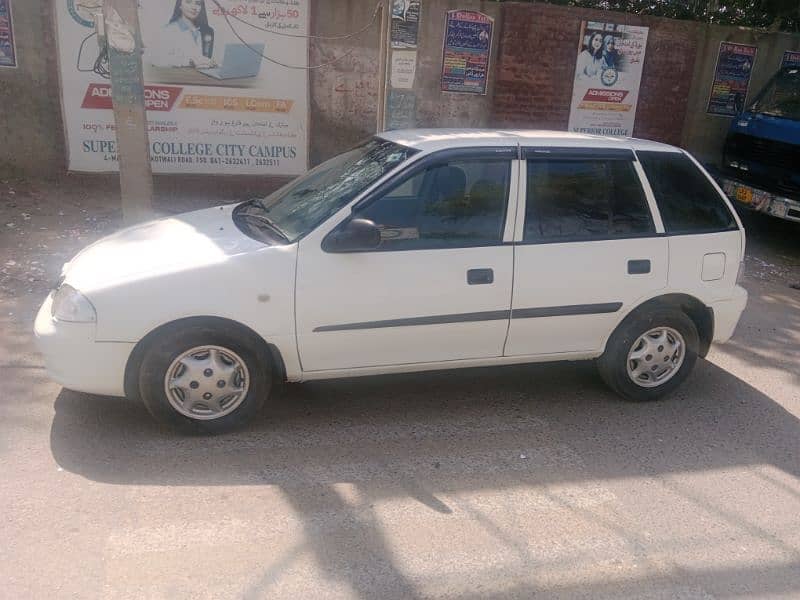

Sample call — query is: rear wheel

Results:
[597,309,699,402]
[138,324,270,433]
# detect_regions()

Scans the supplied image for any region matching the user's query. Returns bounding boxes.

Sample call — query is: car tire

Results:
[138,323,271,434]
[597,308,699,402]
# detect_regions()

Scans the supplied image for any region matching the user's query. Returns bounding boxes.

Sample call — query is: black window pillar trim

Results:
[522,147,635,160]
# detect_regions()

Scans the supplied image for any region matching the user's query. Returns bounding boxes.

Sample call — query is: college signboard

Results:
[567,21,649,137]
[54,0,309,175]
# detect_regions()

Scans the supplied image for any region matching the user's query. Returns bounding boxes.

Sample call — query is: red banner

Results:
[81,84,183,111]
[582,89,630,103]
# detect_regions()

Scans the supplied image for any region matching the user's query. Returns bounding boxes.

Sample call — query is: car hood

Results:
[64,204,268,292]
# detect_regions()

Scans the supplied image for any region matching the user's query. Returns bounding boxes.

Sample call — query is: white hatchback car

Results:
[35,129,748,433]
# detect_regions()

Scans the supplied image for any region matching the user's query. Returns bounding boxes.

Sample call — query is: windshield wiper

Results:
[237,213,290,242]
[233,202,290,242]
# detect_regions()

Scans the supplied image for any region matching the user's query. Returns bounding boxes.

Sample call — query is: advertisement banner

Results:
[567,21,648,137]
[386,89,416,130]
[390,0,420,49]
[707,42,757,117]
[0,0,16,68]
[782,50,800,68]
[390,50,417,89]
[54,0,309,175]
[440,10,492,95]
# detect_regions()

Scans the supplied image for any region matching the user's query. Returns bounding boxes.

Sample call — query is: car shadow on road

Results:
[723,282,800,386]
[50,359,800,598]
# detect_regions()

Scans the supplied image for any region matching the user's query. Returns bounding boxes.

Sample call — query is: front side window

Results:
[524,159,654,242]
[637,151,737,234]
[235,138,417,242]
[355,158,511,250]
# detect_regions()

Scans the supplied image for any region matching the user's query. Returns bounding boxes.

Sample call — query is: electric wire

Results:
[207,0,381,40]
[76,30,109,79]
[207,0,380,70]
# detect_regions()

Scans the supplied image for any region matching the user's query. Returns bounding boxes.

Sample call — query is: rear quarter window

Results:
[637,151,738,234]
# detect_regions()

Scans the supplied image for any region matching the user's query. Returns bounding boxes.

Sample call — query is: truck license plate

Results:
[735,185,753,204]
[769,201,787,218]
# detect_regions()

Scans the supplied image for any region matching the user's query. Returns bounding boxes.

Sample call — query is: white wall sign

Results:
[568,21,649,137]
[55,0,309,175]
[390,50,417,89]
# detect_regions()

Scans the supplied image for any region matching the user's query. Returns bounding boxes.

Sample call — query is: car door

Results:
[295,148,519,372]
[505,148,669,357]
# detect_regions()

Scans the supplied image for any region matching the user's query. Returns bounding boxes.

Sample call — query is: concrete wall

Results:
[411,0,501,128]
[309,0,382,165]
[681,26,800,165]
[310,0,501,164]
[1,0,799,179]
[0,0,65,176]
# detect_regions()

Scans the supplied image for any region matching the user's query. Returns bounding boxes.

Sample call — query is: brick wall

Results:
[491,2,701,146]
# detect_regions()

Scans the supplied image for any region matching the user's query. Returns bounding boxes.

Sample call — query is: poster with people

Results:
[390,0,420,49]
[0,0,16,68]
[707,42,757,117]
[567,21,649,137]
[54,0,309,175]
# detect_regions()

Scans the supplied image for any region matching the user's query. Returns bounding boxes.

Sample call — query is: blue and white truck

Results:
[717,64,800,223]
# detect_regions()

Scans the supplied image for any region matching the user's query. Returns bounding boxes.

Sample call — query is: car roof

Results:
[377,128,682,154]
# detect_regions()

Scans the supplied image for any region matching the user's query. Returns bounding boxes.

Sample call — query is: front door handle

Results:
[467,268,494,285]
[628,259,651,274]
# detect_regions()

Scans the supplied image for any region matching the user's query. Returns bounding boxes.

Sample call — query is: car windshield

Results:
[244,138,417,241]
[749,68,800,121]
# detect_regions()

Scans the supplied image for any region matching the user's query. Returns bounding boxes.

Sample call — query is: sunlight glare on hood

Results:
[65,216,232,290]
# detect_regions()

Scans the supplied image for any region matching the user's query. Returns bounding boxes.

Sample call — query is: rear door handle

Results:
[467,268,494,285]
[628,259,651,274]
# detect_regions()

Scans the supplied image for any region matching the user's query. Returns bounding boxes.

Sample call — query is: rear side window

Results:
[524,159,654,242]
[637,151,737,234]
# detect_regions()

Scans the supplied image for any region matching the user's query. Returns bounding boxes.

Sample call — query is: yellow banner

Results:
[179,95,295,113]
[577,102,632,112]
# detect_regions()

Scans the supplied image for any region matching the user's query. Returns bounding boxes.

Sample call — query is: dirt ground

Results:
[1,175,800,599]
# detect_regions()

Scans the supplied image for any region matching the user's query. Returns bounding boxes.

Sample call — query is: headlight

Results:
[51,284,97,323]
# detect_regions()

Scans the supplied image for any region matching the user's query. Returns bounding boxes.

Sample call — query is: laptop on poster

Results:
[198,43,265,80]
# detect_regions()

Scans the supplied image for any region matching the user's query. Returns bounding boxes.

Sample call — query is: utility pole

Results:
[376,0,389,133]
[102,0,154,224]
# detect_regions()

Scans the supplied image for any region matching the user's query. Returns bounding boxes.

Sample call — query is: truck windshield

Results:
[749,68,800,121]
[242,138,417,242]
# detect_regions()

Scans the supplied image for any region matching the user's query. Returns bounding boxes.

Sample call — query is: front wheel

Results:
[597,309,699,402]
[138,324,271,433]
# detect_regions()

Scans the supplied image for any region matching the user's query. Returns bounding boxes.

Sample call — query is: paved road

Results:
[2,197,799,598]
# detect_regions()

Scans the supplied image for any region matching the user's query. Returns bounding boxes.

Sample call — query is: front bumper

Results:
[709,285,748,344]
[718,174,800,223]
[34,294,134,397]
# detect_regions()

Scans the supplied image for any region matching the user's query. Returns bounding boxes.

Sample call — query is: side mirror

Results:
[322,218,381,253]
